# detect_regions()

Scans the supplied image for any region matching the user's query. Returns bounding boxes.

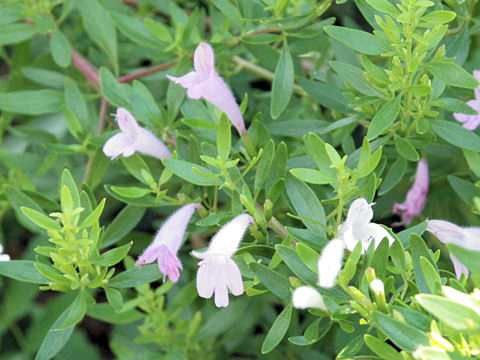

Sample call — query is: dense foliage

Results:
[1,0,480,359]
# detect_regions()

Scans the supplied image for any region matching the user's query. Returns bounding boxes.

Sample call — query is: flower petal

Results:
[292,286,326,310]
[206,214,253,257]
[103,132,137,159]
[135,127,171,160]
[116,107,139,133]
[194,43,215,76]
[450,254,469,280]
[318,238,345,288]
[213,282,229,307]
[225,258,243,296]
[427,219,464,246]
[196,261,215,299]
[167,72,204,99]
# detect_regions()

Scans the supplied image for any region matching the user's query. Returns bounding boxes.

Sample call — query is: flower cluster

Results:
[136,206,253,307]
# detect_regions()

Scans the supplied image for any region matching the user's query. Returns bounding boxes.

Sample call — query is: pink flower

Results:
[167,43,247,136]
[453,70,480,130]
[427,219,480,279]
[393,158,429,225]
[136,203,200,282]
[0,244,10,262]
[103,108,171,160]
[193,214,254,307]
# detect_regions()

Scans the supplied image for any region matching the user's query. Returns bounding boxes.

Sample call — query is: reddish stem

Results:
[71,48,100,85]
[118,62,174,83]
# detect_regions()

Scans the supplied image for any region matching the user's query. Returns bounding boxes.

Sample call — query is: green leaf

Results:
[367,98,400,140]
[87,303,143,324]
[254,140,275,197]
[298,77,351,113]
[371,311,430,352]
[448,175,480,207]
[265,142,287,194]
[261,304,293,354]
[296,243,320,273]
[144,18,173,43]
[364,0,400,17]
[330,61,383,97]
[249,262,291,300]
[99,67,130,108]
[102,205,146,248]
[379,157,407,195]
[50,30,71,68]
[97,243,132,267]
[447,244,480,275]
[424,61,479,88]
[290,168,334,185]
[61,169,80,209]
[21,67,66,89]
[163,159,222,186]
[104,287,123,312]
[364,334,402,360]
[65,77,89,130]
[217,115,231,160]
[35,307,75,360]
[0,90,63,115]
[110,12,160,48]
[416,294,480,331]
[271,42,294,119]
[3,184,45,232]
[431,120,480,151]
[420,257,442,294]
[285,175,326,236]
[110,186,152,198]
[76,0,117,67]
[421,10,456,26]
[80,198,106,229]
[0,23,36,46]
[276,245,317,285]
[0,260,48,284]
[394,137,419,161]
[463,150,480,177]
[410,233,437,293]
[109,264,162,287]
[20,207,61,231]
[212,0,243,28]
[120,155,152,184]
[55,290,88,330]
[324,25,390,55]
[355,146,382,178]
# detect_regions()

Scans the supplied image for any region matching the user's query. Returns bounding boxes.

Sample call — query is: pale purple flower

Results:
[453,70,480,130]
[192,214,254,307]
[0,244,10,262]
[292,286,327,310]
[167,43,247,136]
[136,203,200,282]
[318,238,345,288]
[103,108,171,160]
[393,158,429,225]
[339,198,395,254]
[427,219,480,279]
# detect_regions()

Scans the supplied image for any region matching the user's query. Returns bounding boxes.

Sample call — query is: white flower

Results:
[292,286,327,310]
[369,279,385,297]
[0,244,10,262]
[339,198,395,253]
[103,108,171,160]
[192,214,254,307]
[318,238,345,288]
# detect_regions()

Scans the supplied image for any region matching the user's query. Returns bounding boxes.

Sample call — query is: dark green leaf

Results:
[261,304,292,354]
[271,42,294,119]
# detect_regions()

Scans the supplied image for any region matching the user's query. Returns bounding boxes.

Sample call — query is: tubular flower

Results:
[193,214,254,307]
[393,158,429,225]
[103,107,171,160]
[427,219,480,279]
[167,43,247,136]
[292,286,327,311]
[0,244,10,262]
[318,238,345,288]
[136,203,200,282]
[339,198,395,254]
[453,70,480,130]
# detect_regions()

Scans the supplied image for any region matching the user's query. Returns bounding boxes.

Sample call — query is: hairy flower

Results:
[136,203,200,282]
[318,238,345,288]
[339,198,395,253]
[193,214,254,307]
[0,244,10,262]
[393,158,429,225]
[453,70,480,130]
[103,108,171,160]
[292,286,327,310]
[427,219,480,279]
[167,43,247,136]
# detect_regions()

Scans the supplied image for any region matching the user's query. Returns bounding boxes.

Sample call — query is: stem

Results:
[118,62,174,83]
[71,48,100,86]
